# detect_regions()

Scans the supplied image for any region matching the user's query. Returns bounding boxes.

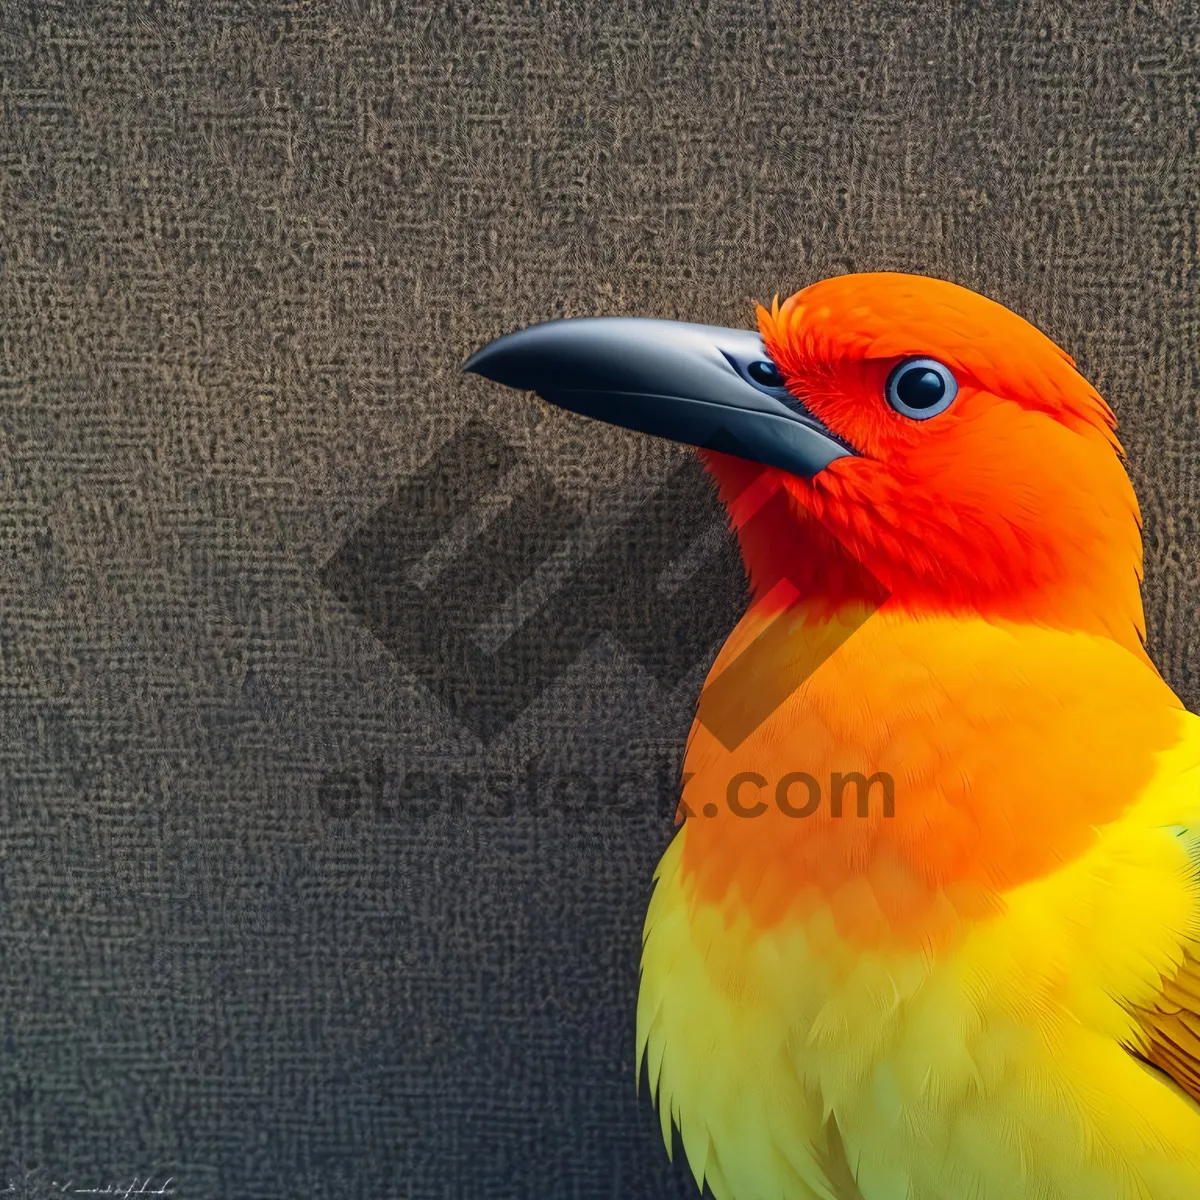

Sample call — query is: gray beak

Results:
[463,317,854,477]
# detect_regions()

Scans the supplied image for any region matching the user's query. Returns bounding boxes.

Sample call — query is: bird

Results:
[463,272,1200,1200]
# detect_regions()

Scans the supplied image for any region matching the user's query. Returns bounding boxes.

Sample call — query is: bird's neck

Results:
[699,450,1152,667]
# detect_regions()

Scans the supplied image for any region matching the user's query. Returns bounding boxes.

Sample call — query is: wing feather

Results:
[1130,832,1200,1105]
[1133,948,1200,1104]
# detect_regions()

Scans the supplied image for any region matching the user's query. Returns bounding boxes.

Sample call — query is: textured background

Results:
[0,2,1197,1197]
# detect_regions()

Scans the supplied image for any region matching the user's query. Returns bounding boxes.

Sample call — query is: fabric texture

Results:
[0,2,1196,1196]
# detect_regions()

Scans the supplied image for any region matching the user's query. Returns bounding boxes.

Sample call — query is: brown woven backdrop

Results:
[0,2,1197,1197]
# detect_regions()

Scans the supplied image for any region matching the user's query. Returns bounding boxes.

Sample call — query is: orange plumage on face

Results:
[703,273,1146,656]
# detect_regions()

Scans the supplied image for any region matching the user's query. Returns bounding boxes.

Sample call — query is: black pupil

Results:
[748,360,782,386]
[896,366,945,409]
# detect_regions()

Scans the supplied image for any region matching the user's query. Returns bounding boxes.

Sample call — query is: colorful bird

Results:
[465,273,1200,1199]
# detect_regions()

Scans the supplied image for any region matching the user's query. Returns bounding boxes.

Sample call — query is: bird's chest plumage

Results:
[637,832,946,1200]
[636,605,1200,1200]
[674,602,1177,938]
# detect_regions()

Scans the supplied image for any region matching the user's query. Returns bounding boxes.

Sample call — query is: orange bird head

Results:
[466,272,1146,655]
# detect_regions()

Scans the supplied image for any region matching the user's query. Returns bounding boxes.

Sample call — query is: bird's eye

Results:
[885,357,958,420]
[747,359,784,388]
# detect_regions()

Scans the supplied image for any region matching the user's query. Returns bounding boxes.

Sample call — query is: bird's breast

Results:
[637,603,1200,1198]
[676,599,1186,947]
